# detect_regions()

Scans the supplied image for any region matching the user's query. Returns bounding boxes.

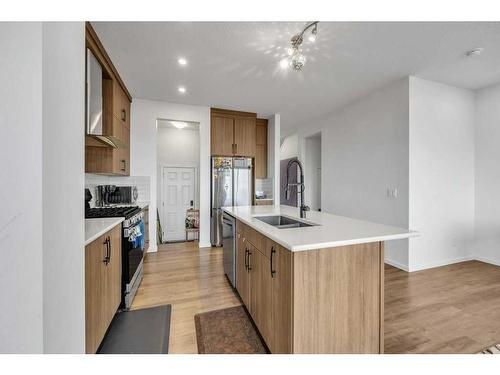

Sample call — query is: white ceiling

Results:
[92,22,500,134]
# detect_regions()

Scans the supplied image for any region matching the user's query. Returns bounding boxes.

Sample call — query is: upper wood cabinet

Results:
[234,116,256,157]
[211,114,235,156]
[255,118,268,179]
[85,22,132,176]
[211,108,256,157]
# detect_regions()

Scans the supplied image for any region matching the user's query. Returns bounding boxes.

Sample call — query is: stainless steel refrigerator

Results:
[211,157,253,246]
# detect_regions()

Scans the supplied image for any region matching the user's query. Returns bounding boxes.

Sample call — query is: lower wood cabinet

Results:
[236,221,292,353]
[85,224,121,354]
[270,243,293,353]
[236,229,250,308]
[235,219,383,354]
[250,244,274,348]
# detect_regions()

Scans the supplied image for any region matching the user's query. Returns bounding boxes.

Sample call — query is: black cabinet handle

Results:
[270,246,276,278]
[103,237,110,265]
[107,236,111,262]
[103,238,108,263]
[244,248,248,270]
[121,159,126,171]
[121,109,126,122]
[247,250,252,272]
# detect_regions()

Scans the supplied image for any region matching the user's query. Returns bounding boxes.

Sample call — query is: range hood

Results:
[85,48,124,148]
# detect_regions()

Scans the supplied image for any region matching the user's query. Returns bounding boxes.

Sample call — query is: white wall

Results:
[42,22,86,353]
[131,99,211,248]
[408,77,475,271]
[157,126,200,167]
[474,82,500,266]
[267,113,281,205]
[304,135,322,211]
[297,78,411,269]
[0,22,44,353]
[268,114,281,205]
[0,22,85,354]
[280,133,299,160]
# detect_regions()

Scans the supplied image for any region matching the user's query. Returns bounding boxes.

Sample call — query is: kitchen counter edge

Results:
[85,217,124,246]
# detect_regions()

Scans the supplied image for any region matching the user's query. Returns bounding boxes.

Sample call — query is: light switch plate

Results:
[387,188,399,198]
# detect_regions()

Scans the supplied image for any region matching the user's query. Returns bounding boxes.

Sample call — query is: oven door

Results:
[122,219,145,309]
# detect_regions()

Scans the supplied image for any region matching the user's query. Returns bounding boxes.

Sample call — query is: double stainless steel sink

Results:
[254,215,318,229]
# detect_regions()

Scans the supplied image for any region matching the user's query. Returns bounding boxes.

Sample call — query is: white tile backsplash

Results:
[85,174,150,207]
[255,178,273,198]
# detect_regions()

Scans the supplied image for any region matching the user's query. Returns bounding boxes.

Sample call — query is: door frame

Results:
[158,164,199,241]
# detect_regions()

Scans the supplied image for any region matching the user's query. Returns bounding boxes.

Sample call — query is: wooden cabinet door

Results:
[85,234,108,354]
[255,119,267,178]
[104,226,122,327]
[211,115,234,156]
[85,226,122,353]
[271,244,293,353]
[113,81,127,125]
[234,116,256,157]
[236,229,250,308]
[121,90,131,129]
[250,246,274,348]
[255,144,267,179]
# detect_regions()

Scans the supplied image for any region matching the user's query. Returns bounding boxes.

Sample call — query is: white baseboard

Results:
[385,255,478,273]
[409,255,474,272]
[199,242,212,249]
[147,244,158,253]
[475,256,500,267]
[384,258,409,272]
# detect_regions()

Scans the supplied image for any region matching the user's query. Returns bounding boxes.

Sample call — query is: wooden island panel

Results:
[292,242,384,353]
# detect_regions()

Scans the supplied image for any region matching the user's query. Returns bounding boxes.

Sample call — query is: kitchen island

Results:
[222,205,417,354]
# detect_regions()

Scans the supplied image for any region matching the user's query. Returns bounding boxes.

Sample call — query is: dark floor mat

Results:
[98,305,171,354]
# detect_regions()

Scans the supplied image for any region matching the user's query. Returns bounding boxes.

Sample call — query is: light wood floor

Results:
[385,261,500,354]
[131,242,241,353]
[132,242,500,354]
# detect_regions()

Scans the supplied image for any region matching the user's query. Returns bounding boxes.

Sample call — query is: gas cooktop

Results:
[85,206,141,220]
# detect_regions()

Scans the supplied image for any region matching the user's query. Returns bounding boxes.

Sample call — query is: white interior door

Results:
[161,167,195,241]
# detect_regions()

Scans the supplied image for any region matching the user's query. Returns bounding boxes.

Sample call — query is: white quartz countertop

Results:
[85,217,124,246]
[222,205,418,252]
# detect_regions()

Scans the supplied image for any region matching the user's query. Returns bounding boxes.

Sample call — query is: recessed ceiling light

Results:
[178,57,187,66]
[178,86,186,94]
[308,34,316,42]
[465,48,484,57]
[171,121,187,129]
[279,58,289,69]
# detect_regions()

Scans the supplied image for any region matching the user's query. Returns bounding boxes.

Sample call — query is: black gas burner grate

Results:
[85,206,141,219]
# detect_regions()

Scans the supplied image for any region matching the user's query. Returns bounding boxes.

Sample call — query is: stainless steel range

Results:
[85,203,147,310]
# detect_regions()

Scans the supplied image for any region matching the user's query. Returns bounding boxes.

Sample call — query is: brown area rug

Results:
[194,305,268,354]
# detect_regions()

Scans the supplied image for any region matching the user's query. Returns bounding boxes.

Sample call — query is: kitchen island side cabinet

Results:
[235,219,383,354]
[85,224,121,354]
